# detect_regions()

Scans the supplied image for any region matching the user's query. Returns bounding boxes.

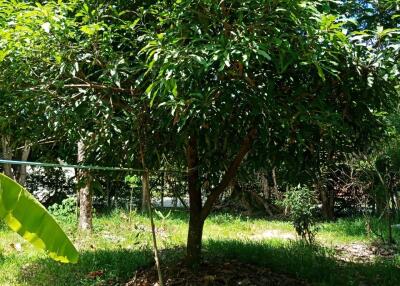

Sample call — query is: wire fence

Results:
[0,159,189,211]
[0,159,188,173]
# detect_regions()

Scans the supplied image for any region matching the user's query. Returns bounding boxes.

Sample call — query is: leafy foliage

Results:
[48,196,77,223]
[0,0,398,265]
[283,185,319,243]
[0,174,79,263]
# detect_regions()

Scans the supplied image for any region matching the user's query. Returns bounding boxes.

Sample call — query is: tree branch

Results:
[63,83,141,95]
[201,128,257,220]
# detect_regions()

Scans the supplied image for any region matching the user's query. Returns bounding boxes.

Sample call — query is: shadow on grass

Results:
[204,239,400,286]
[17,238,400,286]
[18,248,153,286]
[0,252,4,266]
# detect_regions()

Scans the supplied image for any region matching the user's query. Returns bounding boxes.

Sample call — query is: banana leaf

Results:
[0,173,79,263]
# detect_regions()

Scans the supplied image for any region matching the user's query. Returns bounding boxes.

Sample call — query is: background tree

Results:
[140,0,398,264]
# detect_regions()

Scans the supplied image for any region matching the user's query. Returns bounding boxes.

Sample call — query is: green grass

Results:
[319,217,400,244]
[206,239,400,286]
[0,210,399,285]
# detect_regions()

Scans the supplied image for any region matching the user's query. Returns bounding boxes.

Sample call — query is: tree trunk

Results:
[77,140,93,232]
[17,141,30,185]
[248,189,274,216]
[78,176,93,231]
[138,113,152,214]
[141,171,151,213]
[1,135,13,179]
[272,167,280,200]
[321,188,335,220]
[138,131,150,213]
[185,134,204,265]
[186,214,205,265]
[201,129,257,219]
[260,173,270,200]
[161,172,165,208]
[185,129,257,266]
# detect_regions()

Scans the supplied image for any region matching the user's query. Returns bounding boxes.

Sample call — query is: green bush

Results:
[48,196,77,222]
[283,185,319,243]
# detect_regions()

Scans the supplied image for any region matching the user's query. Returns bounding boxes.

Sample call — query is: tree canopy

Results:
[0,0,398,265]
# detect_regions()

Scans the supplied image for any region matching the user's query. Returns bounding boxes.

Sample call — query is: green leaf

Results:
[0,50,9,62]
[0,174,79,263]
[314,62,325,81]
[80,23,102,36]
[171,79,178,97]
[257,50,272,60]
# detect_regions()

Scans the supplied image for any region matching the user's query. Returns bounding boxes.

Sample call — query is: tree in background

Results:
[140,0,398,264]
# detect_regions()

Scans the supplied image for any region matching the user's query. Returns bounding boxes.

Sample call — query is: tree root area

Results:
[127,260,308,286]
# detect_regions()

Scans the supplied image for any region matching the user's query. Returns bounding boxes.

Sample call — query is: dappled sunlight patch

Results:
[251,229,297,241]
[204,239,400,285]
[334,242,399,263]
[1,213,400,285]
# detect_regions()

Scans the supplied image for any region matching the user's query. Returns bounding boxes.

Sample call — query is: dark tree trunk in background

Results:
[260,173,270,200]
[1,135,13,179]
[17,141,31,185]
[321,188,335,220]
[1,137,31,185]
[77,140,93,231]
[375,186,386,216]
[161,172,165,207]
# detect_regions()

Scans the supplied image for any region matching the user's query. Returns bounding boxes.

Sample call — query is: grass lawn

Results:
[0,210,399,285]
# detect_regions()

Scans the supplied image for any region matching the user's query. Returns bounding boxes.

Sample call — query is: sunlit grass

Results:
[0,211,399,285]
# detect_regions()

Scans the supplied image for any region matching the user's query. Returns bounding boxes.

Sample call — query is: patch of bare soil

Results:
[126,260,309,286]
[334,242,398,263]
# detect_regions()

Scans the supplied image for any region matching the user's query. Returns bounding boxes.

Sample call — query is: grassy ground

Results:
[0,210,399,285]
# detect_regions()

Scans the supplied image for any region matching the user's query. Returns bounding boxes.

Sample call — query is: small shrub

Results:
[283,185,319,243]
[48,196,77,222]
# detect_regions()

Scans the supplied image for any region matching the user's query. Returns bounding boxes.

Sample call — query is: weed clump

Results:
[283,185,319,243]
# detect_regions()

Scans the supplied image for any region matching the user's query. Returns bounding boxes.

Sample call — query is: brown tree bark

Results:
[1,137,30,185]
[321,188,335,220]
[248,189,274,216]
[185,134,204,265]
[185,129,257,265]
[17,141,31,185]
[260,173,270,200]
[161,172,165,208]
[77,140,93,232]
[1,135,13,179]
[271,167,281,200]
[141,171,151,213]
[201,129,257,220]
